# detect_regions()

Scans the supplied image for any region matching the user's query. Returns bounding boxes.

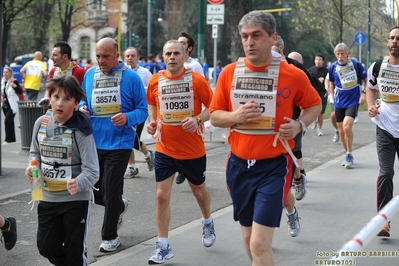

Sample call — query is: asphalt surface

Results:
[1,109,398,266]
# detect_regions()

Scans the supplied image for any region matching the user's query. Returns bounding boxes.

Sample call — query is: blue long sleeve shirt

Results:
[80,61,148,150]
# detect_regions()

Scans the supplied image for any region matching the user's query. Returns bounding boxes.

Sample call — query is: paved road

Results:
[1,110,396,266]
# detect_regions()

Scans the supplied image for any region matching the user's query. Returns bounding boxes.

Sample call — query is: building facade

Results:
[68,0,127,63]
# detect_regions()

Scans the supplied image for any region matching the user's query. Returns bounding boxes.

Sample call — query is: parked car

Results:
[9,53,35,83]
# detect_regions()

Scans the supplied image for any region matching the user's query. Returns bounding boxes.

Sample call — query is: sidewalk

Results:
[90,142,399,266]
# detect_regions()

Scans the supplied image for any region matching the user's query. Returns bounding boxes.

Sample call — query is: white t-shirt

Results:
[184,57,204,77]
[367,61,399,137]
[135,66,152,88]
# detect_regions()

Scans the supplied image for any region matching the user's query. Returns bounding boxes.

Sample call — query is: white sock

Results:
[286,207,296,216]
[145,151,151,157]
[158,237,168,247]
[202,216,213,225]
[129,163,137,169]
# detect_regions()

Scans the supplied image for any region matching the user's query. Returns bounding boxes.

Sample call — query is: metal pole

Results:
[367,0,370,68]
[117,0,123,56]
[213,33,217,87]
[197,0,204,62]
[147,0,152,55]
[359,45,361,64]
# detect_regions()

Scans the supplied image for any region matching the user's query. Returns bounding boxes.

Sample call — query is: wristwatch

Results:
[296,119,307,135]
[195,116,202,125]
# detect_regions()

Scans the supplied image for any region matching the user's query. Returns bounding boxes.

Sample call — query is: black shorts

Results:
[335,105,358,122]
[154,152,206,185]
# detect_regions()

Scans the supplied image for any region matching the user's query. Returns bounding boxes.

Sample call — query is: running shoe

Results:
[202,221,216,247]
[344,153,354,169]
[317,129,324,136]
[117,199,129,231]
[124,167,139,179]
[175,172,186,184]
[99,236,121,252]
[1,217,17,250]
[148,241,174,264]
[377,222,390,237]
[293,174,307,201]
[333,131,339,143]
[287,207,301,237]
[311,120,317,130]
[145,150,155,171]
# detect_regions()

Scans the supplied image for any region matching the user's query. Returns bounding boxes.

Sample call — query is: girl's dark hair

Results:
[47,75,86,102]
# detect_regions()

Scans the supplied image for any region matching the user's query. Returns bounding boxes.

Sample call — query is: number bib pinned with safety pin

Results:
[377,56,399,104]
[91,67,124,117]
[38,110,73,192]
[336,60,358,90]
[158,69,194,125]
[230,56,280,134]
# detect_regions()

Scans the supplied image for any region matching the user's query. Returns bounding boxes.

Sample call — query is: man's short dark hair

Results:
[178,31,195,50]
[315,53,325,61]
[53,41,72,60]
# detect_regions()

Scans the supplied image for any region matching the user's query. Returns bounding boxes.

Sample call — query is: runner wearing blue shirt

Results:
[328,43,367,169]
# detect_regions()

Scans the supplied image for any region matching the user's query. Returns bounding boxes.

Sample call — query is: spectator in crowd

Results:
[1,66,23,144]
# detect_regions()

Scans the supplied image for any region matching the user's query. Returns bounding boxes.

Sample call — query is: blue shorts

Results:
[154,152,206,185]
[226,152,294,227]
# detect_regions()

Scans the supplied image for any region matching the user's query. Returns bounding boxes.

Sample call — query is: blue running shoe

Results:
[148,241,174,264]
[344,153,354,169]
[202,221,216,247]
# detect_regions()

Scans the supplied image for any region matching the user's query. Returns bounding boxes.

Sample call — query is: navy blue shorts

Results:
[226,152,294,227]
[154,152,206,185]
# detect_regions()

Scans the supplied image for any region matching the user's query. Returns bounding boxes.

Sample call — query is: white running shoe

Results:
[117,199,129,231]
[287,207,301,237]
[148,241,174,264]
[202,221,216,247]
[99,236,121,252]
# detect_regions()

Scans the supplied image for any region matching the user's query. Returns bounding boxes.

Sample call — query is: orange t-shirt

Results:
[147,69,213,159]
[209,58,321,160]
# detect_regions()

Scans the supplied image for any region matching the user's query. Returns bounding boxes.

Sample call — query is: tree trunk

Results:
[1,0,36,65]
[226,0,252,62]
[1,23,11,66]
[61,3,73,42]
[34,0,54,53]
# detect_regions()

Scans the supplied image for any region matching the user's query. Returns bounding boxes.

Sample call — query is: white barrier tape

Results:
[331,195,399,260]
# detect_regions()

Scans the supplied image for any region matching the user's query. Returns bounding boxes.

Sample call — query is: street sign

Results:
[354,31,367,46]
[208,0,224,4]
[206,4,224,25]
[207,4,224,15]
[212,25,218,39]
[207,14,224,24]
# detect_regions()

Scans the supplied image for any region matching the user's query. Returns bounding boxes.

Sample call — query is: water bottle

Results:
[30,159,43,201]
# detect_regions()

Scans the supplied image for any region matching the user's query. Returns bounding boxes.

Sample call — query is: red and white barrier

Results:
[333,195,399,260]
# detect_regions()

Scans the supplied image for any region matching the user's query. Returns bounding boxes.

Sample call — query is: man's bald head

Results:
[97,37,118,54]
[34,51,43,60]
[96,37,120,73]
[287,51,303,64]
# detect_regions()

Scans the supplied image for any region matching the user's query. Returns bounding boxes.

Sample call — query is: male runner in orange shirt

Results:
[209,11,321,266]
